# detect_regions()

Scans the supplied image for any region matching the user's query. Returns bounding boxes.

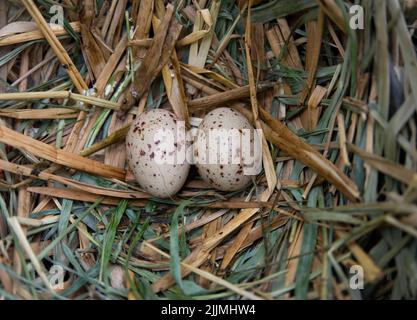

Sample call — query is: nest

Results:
[0,0,416,300]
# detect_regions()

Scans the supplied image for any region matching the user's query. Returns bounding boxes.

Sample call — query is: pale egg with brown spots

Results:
[193,107,262,192]
[126,109,190,198]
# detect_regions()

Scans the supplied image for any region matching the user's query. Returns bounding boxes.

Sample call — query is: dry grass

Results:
[0,0,416,300]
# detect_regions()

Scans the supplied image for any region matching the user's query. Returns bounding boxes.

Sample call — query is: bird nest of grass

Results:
[0,0,416,300]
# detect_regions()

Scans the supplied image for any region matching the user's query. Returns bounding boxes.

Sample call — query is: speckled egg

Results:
[193,107,262,192]
[126,109,190,198]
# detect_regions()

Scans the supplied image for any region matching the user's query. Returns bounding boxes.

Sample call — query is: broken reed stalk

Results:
[0,91,121,110]
[24,186,288,211]
[0,158,150,199]
[348,143,417,185]
[188,82,274,109]
[0,108,78,119]
[0,125,125,180]
[79,125,130,157]
[94,35,127,96]
[27,186,147,207]
[0,22,81,47]
[128,39,153,47]
[130,4,182,103]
